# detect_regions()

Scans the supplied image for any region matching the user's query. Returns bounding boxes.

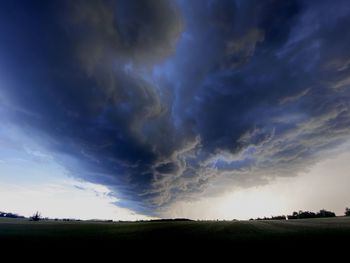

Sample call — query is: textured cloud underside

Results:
[1,0,350,215]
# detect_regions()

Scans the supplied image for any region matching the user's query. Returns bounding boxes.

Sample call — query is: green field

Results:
[1,216,350,249]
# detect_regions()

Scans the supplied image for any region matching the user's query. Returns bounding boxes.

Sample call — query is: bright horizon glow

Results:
[162,149,350,220]
[0,179,151,221]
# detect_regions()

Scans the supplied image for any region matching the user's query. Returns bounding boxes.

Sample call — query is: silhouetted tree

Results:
[345,207,350,216]
[287,211,299,219]
[30,212,41,221]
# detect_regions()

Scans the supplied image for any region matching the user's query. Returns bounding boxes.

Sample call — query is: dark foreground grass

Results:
[1,216,350,252]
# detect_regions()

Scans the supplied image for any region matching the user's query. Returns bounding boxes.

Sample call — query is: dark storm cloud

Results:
[147,0,350,205]
[68,0,182,68]
[1,0,350,215]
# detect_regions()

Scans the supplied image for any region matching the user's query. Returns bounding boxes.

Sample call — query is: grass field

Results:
[1,216,350,250]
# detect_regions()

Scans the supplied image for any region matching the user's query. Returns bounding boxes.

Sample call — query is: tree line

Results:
[0,211,25,219]
[250,208,350,221]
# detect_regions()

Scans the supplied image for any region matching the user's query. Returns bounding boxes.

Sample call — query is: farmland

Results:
[1,216,349,250]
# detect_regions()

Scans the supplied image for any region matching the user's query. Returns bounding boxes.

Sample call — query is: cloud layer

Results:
[1,0,350,215]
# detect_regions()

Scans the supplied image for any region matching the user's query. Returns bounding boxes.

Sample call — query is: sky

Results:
[0,0,350,220]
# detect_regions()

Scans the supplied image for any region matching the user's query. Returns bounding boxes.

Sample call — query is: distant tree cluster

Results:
[250,209,337,221]
[148,218,193,222]
[0,211,25,219]
[287,209,336,219]
[251,215,287,221]
[270,215,287,220]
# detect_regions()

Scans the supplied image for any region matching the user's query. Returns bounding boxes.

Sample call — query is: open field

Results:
[1,216,350,250]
